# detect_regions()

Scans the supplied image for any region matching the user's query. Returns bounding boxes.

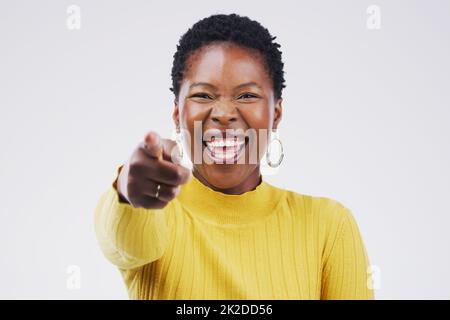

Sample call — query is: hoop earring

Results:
[266,131,284,168]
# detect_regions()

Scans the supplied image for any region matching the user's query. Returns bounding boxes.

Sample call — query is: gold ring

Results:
[155,184,161,199]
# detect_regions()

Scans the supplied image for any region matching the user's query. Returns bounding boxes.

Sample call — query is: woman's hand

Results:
[116,131,191,209]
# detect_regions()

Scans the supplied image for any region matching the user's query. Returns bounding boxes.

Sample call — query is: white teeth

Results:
[205,139,245,148]
[204,137,246,162]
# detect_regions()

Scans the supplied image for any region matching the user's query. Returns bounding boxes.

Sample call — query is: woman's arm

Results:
[321,203,374,300]
[94,131,190,270]
[94,169,170,270]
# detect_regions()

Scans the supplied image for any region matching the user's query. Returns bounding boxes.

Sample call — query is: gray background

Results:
[1,0,449,299]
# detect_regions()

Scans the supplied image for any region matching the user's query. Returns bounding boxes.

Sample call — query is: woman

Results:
[94,13,374,300]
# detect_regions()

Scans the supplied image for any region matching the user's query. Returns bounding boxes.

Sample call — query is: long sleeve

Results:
[321,204,374,300]
[94,168,170,270]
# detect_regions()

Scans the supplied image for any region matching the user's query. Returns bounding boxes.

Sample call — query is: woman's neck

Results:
[192,167,262,195]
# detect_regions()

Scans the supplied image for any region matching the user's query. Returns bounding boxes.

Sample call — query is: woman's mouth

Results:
[203,136,248,164]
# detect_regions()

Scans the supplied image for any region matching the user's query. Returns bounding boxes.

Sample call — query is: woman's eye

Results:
[192,93,212,100]
[239,93,259,100]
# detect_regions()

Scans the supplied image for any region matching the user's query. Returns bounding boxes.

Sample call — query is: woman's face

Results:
[172,41,282,190]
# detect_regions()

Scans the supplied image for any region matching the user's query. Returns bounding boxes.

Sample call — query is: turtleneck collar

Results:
[177,172,284,226]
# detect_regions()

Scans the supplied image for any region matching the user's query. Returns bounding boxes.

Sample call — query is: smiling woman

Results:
[94,13,374,300]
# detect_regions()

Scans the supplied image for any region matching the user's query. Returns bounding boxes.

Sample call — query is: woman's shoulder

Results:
[276,188,362,250]
[280,187,356,226]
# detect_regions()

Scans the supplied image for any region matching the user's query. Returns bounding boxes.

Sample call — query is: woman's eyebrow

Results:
[189,82,262,90]
[234,82,262,90]
[189,82,217,90]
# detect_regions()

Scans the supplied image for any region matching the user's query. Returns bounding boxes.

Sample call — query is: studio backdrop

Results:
[0,0,449,299]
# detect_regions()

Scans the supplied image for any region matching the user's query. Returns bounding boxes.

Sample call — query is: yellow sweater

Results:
[94,168,374,300]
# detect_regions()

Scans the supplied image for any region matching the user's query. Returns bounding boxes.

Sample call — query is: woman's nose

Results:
[210,102,238,124]
[211,114,238,124]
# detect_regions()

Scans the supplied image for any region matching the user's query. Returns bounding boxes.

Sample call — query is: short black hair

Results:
[170,13,286,101]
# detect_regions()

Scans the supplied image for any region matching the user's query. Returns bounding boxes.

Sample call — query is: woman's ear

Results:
[272,97,283,130]
[172,101,180,133]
